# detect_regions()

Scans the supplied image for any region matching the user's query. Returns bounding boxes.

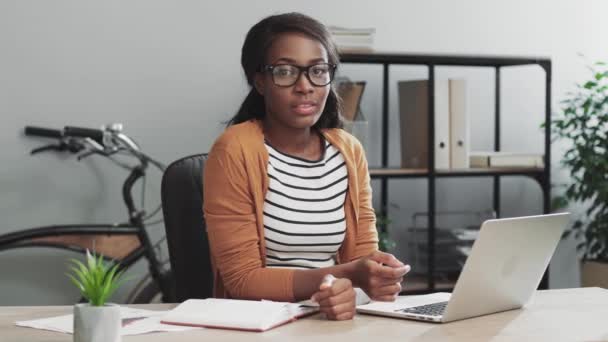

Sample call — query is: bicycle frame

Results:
[0,126,173,303]
[0,223,143,272]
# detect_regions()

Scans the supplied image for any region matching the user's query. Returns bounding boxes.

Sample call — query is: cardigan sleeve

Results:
[203,142,295,301]
[351,139,379,260]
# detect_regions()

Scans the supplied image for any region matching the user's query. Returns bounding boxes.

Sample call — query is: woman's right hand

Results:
[350,251,410,301]
[311,275,356,321]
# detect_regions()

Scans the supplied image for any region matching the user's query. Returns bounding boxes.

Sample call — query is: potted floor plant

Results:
[552,60,608,288]
[68,250,126,342]
[375,205,397,253]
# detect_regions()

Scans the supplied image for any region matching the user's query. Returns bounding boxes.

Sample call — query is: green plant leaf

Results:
[550,196,569,211]
[66,274,85,294]
[69,261,95,300]
[99,263,121,305]
[66,251,126,306]
[86,250,96,271]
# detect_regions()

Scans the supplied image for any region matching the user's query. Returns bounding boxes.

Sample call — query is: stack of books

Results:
[328,26,375,52]
[469,152,544,168]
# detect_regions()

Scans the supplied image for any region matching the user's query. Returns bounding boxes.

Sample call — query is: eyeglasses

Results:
[261,63,337,87]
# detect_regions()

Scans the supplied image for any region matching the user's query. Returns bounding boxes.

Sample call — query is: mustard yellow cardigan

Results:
[203,119,378,301]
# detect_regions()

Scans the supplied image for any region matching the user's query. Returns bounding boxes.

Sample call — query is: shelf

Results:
[369,168,428,178]
[369,167,544,179]
[436,167,545,178]
[340,51,551,68]
[341,52,551,292]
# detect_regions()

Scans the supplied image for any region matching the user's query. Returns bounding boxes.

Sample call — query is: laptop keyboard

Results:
[395,301,448,317]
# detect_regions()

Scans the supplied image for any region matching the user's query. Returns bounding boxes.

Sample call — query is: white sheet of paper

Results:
[15,307,201,336]
[356,292,452,312]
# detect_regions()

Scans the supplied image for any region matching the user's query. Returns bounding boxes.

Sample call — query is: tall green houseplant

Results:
[552,61,608,269]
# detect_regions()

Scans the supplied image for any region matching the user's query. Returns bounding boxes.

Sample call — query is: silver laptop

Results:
[357,213,570,323]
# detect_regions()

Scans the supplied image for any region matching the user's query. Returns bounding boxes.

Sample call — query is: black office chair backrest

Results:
[161,153,213,301]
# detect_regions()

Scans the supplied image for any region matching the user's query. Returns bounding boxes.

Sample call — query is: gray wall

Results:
[1,0,606,305]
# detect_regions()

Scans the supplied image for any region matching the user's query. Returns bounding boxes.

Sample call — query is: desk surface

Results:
[2,287,607,342]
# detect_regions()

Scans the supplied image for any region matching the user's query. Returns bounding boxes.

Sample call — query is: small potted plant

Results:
[551,60,608,287]
[67,250,126,342]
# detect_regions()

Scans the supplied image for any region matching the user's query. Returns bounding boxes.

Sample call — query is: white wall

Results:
[1,0,606,304]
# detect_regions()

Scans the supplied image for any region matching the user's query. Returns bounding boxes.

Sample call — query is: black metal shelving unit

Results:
[340,52,552,293]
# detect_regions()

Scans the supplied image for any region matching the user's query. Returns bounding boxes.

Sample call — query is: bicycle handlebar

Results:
[64,126,104,144]
[24,126,63,139]
[25,125,104,144]
[23,124,162,169]
[23,122,166,224]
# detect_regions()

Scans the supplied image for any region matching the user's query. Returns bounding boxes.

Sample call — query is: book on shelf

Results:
[161,298,318,332]
[336,79,369,150]
[328,26,375,52]
[398,78,468,169]
[469,152,544,168]
[398,80,430,168]
[336,80,366,122]
[328,26,376,36]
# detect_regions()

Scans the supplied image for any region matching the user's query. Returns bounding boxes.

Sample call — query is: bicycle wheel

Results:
[127,270,174,304]
[130,279,162,303]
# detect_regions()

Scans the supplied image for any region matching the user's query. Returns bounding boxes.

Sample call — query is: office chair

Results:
[161,153,213,301]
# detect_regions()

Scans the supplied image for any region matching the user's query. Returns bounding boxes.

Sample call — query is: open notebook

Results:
[161,298,318,332]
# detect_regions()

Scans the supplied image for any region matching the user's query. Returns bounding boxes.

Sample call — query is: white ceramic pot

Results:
[73,303,121,342]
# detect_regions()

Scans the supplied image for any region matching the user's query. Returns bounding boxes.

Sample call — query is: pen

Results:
[404,264,412,274]
[320,274,337,289]
[310,274,337,303]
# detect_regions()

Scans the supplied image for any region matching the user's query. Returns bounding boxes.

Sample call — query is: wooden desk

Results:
[2,288,607,342]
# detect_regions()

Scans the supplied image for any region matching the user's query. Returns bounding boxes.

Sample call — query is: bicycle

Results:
[0,123,174,303]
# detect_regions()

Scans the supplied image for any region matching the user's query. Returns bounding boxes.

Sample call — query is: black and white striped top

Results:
[263,139,348,270]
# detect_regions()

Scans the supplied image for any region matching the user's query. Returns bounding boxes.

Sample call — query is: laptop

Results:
[357,213,570,323]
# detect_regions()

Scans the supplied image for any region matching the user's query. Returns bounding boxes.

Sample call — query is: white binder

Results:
[434,79,451,169]
[449,79,469,169]
[398,79,451,169]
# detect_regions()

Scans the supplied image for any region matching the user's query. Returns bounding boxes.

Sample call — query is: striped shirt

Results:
[263,138,348,270]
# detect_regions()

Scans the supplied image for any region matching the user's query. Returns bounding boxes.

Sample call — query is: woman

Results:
[203,12,409,321]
